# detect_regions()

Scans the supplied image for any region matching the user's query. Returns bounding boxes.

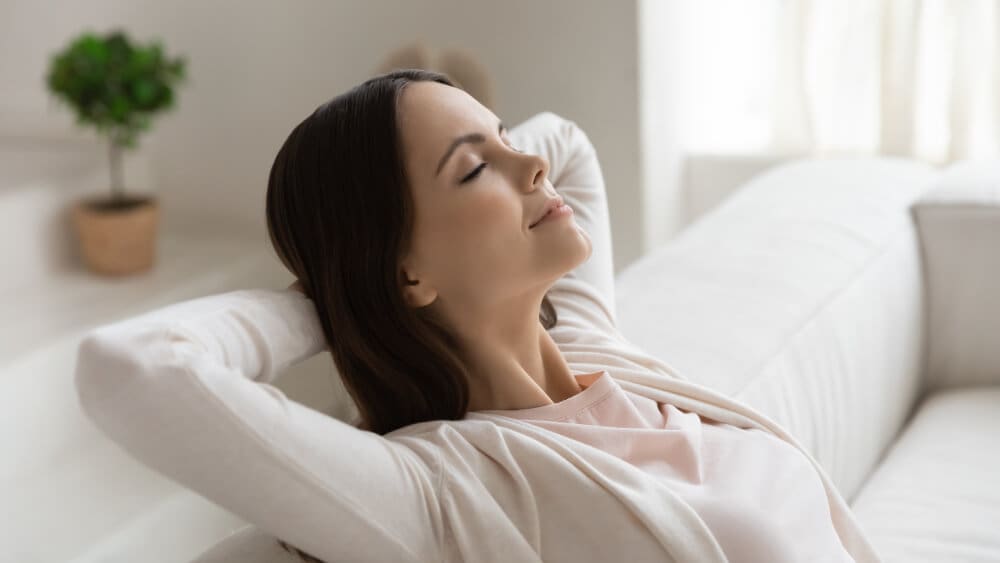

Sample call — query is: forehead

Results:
[397,81,495,179]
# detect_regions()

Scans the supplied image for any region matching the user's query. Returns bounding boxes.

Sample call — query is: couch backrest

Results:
[615,157,940,501]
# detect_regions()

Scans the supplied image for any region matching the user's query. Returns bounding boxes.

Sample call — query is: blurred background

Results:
[1,0,997,561]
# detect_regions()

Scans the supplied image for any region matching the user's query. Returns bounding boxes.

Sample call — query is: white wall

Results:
[0,0,644,274]
[638,0,687,251]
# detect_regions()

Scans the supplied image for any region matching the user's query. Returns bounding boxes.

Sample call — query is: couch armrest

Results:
[911,160,1000,392]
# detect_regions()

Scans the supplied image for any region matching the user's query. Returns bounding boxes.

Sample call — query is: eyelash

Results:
[461,163,488,184]
[459,136,524,184]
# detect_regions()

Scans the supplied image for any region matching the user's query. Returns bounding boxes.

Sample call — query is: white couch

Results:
[106,156,1000,562]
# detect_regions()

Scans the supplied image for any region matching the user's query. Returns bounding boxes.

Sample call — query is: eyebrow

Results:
[435,121,506,177]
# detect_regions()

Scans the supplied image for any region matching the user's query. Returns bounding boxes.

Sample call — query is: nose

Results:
[523,152,550,193]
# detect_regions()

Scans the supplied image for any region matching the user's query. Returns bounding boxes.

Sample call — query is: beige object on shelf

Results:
[71,195,159,276]
[375,40,496,110]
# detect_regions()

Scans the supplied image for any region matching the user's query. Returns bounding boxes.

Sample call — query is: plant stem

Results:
[108,129,124,202]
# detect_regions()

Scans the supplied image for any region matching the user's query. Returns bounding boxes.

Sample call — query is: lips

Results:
[529,197,565,229]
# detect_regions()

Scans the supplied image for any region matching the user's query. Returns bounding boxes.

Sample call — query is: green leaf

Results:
[110,96,129,120]
[131,79,157,106]
[44,28,187,141]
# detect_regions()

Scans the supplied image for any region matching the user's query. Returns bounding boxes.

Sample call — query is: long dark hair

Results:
[266,67,558,562]
[267,68,557,437]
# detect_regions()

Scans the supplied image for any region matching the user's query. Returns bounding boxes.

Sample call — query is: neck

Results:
[447,303,582,412]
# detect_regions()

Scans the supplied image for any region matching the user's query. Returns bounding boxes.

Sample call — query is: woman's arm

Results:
[74,288,443,563]
[509,112,618,336]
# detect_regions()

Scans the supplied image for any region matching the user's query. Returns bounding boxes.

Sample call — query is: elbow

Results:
[73,323,173,425]
[75,331,135,422]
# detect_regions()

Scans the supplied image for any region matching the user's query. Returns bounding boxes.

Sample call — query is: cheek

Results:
[438,196,522,264]
[457,196,509,230]
[456,195,520,243]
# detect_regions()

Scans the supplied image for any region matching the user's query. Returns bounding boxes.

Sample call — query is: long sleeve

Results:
[74,288,444,563]
[508,112,618,338]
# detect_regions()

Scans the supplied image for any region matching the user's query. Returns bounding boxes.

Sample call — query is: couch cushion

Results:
[850,386,1000,562]
[189,525,299,563]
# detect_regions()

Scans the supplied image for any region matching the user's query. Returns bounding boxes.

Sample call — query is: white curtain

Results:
[673,0,1000,166]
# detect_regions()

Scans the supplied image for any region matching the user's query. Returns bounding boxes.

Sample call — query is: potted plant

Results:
[46,29,187,275]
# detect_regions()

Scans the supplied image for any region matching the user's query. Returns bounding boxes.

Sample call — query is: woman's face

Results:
[396,81,591,314]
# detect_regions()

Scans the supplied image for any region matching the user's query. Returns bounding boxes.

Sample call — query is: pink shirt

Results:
[476,370,856,563]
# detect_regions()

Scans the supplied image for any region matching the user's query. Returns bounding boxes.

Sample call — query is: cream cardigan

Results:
[74,112,881,562]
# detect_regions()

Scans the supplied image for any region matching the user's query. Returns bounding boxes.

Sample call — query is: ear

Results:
[400,267,437,308]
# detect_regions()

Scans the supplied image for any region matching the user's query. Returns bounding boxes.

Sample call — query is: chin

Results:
[575,227,594,263]
[557,236,592,276]
[538,226,591,280]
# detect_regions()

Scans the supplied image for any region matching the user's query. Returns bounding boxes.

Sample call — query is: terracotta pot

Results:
[71,195,159,276]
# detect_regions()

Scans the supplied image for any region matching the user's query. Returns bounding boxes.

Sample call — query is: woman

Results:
[75,69,881,563]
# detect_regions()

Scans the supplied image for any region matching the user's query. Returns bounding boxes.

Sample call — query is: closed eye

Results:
[459,135,524,184]
[460,163,487,184]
